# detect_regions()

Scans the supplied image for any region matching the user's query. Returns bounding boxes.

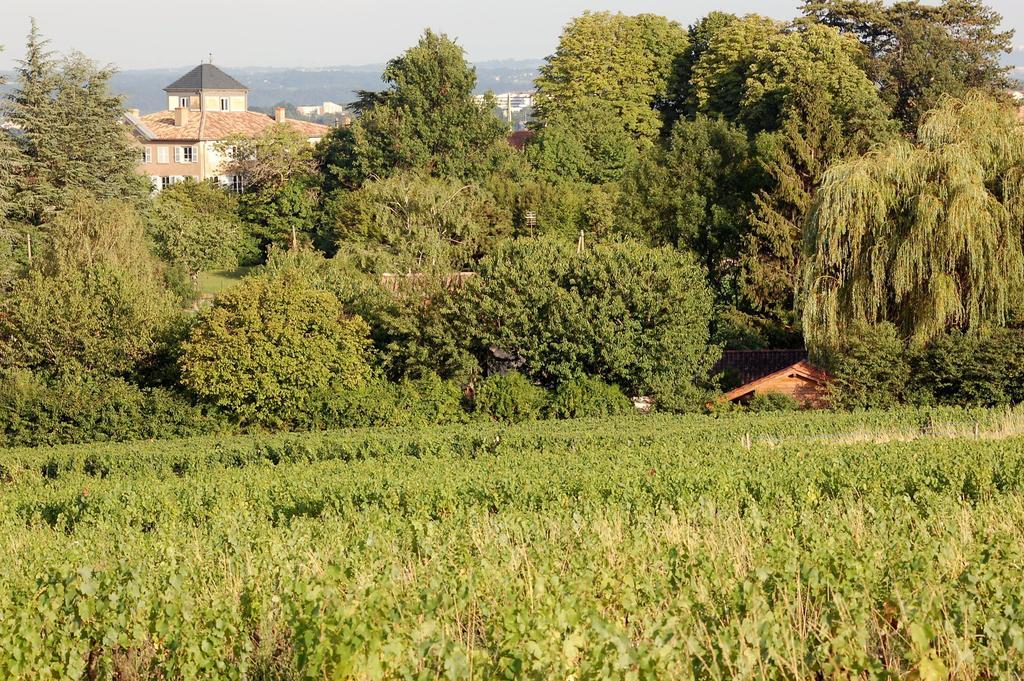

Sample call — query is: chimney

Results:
[274,107,286,124]
[174,107,190,127]
[127,108,140,118]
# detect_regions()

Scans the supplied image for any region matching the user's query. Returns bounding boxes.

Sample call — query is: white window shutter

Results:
[174,147,182,163]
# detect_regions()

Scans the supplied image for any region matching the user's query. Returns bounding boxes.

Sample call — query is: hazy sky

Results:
[1,0,1023,71]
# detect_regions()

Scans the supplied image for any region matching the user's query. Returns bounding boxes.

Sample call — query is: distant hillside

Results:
[108,61,542,114]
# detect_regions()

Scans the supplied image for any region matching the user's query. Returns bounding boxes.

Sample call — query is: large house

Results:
[125,63,329,192]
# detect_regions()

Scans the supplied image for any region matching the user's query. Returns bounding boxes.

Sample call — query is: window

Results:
[160,176,173,190]
[178,97,188,109]
[174,146,195,163]
[220,97,230,111]
[156,146,169,164]
[139,147,152,163]
[229,175,244,193]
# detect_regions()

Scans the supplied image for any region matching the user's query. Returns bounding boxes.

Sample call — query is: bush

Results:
[458,237,718,410]
[746,392,800,413]
[474,372,548,423]
[819,322,911,409]
[0,371,229,447]
[912,327,1024,407]
[300,373,468,430]
[547,375,633,419]
[179,268,373,427]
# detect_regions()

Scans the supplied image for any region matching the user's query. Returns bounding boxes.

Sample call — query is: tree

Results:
[149,180,245,283]
[178,267,373,426]
[0,196,175,379]
[802,0,1013,130]
[5,22,147,223]
[533,12,688,146]
[218,125,319,251]
[325,171,512,274]
[316,30,510,189]
[802,94,1024,348]
[617,115,759,295]
[525,99,639,184]
[456,237,718,410]
[684,18,896,320]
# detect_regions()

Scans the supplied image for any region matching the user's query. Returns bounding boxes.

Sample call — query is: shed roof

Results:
[713,349,808,386]
[720,360,830,404]
[165,64,248,92]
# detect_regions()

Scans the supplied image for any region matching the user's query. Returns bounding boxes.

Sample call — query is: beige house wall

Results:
[167,90,247,112]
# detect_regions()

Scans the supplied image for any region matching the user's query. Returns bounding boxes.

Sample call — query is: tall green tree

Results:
[317,30,510,189]
[617,115,759,294]
[148,180,245,283]
[0,196,175,379]
[6,22,147,223]
[525,99,639,185]
[802,0,1014,130]
[325,170,512,274]
[533,12,688,146]
[685,18,897,321]
[802,94,1024,348]
[219,125,319,252]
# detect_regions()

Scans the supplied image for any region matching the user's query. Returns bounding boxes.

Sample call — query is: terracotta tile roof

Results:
[137,111,329,142]
[712,349,809,386]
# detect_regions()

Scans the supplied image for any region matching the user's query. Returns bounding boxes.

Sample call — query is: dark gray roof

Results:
[164,64,248,92]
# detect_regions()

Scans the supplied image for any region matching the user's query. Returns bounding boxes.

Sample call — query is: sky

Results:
[1,0,1023,71]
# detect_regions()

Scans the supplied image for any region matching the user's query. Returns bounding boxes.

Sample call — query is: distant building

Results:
[125,63,330,192]
[296,101,346,117]
[475,91,534,119]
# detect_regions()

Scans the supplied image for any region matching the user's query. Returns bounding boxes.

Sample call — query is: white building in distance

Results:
[296,101,346,117]
[475,92,534,119]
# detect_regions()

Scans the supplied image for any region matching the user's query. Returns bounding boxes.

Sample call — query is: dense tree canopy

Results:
[802,0,1013,129]
[0,197,175,380]
[802,94,1024,348]
[5,21,147,224]
[317,30,511,189]
[325,171,512,274]
[534,12,688,146]
[456,237,718,409]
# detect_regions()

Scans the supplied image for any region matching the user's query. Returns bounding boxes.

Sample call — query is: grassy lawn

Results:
[196,266,254,297]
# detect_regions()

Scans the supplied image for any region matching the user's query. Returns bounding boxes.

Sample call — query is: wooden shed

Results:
[713,350,831,408]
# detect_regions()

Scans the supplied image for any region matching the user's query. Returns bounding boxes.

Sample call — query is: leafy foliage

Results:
[473,371,549,422]
[5,21,147,223]
[179,268,373,426]
[0,197,175,380]
[803,94,1024,347]
[148,180,245,281]
[458,237,718,409]
[547,375,634,419]
[317,30,511,188]
[534,12,689,146]
[818,322,911,409]
[325,171,512,273]
[803,0,1014,129]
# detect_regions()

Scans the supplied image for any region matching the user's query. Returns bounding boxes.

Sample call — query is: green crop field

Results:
[2,408,1024,679]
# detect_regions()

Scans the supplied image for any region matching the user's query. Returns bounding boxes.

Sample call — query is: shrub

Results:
[0,371,229,447]
[300,373,468,430]
[912,327,1024,407]
[819,322,911,409]
[547,375,633,419]
[179,269,372,427]
[746,392,800,413]
[458,237,718,410]
[474,372,548,423]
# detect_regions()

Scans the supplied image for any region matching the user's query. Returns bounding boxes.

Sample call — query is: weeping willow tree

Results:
[802,94,1024,348]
